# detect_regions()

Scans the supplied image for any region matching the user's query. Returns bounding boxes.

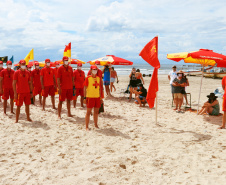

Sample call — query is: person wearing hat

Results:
[132,83,147,107]
[84,65,103,131]
[0,60,15,114]
[168,65,178,97]
[57,56,75,119]
[31,62,42,105]
[27,65,32,73]
[73,63,85,107]
[40,59,57,111]
[13,59,33,123]
[0,61,4,102]
[53,61,60,93]
[198,93,219,115]
[172,70,187,112]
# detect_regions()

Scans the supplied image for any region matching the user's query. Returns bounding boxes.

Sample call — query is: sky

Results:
[0,0,226,64]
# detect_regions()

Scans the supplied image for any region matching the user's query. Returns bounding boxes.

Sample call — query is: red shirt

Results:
[13,69,31,93]
[0,69,15,89]
[57,65,73,89]
[31,69,41,88]
[40,67,55,87]
[222,76,226,95]
[87,69,103,78]
[53,68,58,81]
[73,69,85,89]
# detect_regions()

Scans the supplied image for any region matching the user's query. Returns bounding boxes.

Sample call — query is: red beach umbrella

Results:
[89,55,133,66]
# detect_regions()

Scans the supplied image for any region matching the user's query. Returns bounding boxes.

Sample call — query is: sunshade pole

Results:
[197,66,204,114]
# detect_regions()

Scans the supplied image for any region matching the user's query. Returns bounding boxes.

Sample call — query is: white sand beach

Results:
[0,75,226,184]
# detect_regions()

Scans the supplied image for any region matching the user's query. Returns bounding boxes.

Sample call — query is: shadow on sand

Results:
[96,127,131,139]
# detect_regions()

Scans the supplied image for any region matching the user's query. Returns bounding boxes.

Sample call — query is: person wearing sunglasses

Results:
[13,59,33,123]
[40,59,57,111]
[0,60,15,115]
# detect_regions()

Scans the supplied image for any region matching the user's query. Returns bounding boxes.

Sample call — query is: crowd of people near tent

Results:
[168,65,226,129]
[0,58,147,130]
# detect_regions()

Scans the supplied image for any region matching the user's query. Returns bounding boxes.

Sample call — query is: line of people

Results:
[0,58,109,131]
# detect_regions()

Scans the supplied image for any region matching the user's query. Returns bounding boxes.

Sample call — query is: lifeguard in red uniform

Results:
[13,59,33,123]
[73,63,85,107]
[40,59,57,111]
[31,62,42,105]
[0,61,15,114]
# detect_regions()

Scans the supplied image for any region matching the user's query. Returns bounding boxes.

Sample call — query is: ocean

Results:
[72,63,201,76]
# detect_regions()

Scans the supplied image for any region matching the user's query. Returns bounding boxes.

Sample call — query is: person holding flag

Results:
[0,61,4,102]
[73,63,85,108]
[31,62,42,105]
[0,61,15,114]
[57,56,75,119]
[13,60,33,123]
[40,59,57,111]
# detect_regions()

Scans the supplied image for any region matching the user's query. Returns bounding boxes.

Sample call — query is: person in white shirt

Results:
[168,65,178,96]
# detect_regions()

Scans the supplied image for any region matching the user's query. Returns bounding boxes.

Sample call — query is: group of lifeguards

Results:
[0,57,103,130]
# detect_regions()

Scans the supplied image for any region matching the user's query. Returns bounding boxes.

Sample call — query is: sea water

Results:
[72,63,188,76]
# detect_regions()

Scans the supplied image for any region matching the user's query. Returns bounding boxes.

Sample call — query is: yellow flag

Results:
[24,49,34,65]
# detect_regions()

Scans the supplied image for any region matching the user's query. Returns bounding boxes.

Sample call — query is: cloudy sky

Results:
[0,0,226,64]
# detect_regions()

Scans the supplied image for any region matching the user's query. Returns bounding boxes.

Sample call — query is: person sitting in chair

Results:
[133,83,147,107]
[198,93,220,115]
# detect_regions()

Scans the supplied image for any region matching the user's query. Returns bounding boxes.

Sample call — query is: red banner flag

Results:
[139,36,160,108]
[139,36,160,69]
[146,67,158,108]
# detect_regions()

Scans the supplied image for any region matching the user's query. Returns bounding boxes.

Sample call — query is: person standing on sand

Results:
[40,59,57,111]
[0,61,4,102]
[13,59,33,123]
[84,65,102,131]
[219,76,226,129]
[135,69,144,85]
[110,67,119,92]
[53,61,60,94]
[103,65,111,96]
[129,67,137,101]
[31,62,42,105]
[172,70,186,113]
[168,65,178,97]
[0,61,15,114]
[73,63,85,108]
[57,56,75,119]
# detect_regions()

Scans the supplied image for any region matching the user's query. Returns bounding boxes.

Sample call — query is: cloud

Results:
[0,0,226,63]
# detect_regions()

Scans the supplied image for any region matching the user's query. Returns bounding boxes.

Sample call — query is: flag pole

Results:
[155,35,158,125]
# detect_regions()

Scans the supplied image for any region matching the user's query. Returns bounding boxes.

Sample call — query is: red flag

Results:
[146,68,158,108]
[139,36,160,69]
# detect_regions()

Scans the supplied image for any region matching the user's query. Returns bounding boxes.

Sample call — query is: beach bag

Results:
[99,103,104,113]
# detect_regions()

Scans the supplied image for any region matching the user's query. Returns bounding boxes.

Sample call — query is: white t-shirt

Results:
[169,70,178,84]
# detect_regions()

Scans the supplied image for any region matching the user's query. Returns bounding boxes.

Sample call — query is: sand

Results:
[0,74,226,185]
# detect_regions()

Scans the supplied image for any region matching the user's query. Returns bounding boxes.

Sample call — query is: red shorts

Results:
[59,89,73,101]
[223,95,226,111]
[16,93,31,106]
[33,86,42,96]
[76,88,84,97]
[2,88,14,100]
[86,97,101,108]
[42,85,55,97]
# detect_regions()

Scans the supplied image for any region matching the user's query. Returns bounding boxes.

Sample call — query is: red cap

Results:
[62,56,68,61]
[77,63,82,67]
[27,65,32,68]
[34,62,39,66]
[19,59,26,64]
[45,59,50,63]
[95,60,100,65]
[55,61,60,65]
[90,65,97,70]
[0,61,3,64]
[6,61,12,65]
